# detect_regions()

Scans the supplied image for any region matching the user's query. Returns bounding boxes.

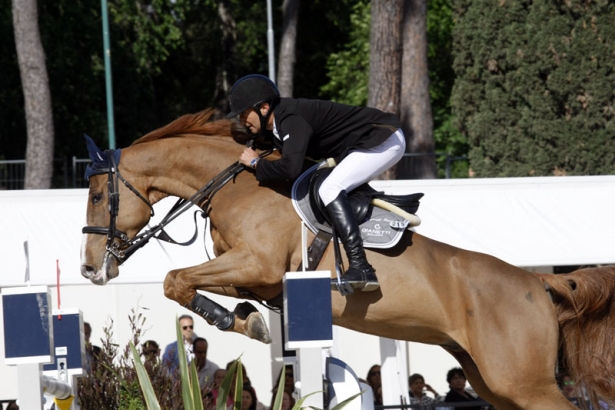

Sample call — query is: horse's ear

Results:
[84,134,105,163]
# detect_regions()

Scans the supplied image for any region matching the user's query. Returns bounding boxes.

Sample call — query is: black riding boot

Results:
[325,191,379,291]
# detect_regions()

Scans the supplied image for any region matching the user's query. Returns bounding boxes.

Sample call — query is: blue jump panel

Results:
[2,286,53,364]
[43,311,84,372]
[283,271,333,349]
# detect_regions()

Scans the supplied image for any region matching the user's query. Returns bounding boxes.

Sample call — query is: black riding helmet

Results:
[226,74,280,134]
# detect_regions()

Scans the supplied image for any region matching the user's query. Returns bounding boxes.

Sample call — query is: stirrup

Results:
[331,266,380,295]
[331,278,355,296]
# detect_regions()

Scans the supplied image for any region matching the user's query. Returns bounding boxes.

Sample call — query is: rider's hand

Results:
[239,148,259,167]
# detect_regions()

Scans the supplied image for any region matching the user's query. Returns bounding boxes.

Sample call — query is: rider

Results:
[227,74,405,292]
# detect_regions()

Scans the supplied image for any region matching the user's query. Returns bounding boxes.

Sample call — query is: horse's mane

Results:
[132,108,236,146]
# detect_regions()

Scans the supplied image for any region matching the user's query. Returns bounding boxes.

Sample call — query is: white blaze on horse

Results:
[80,109,615,410]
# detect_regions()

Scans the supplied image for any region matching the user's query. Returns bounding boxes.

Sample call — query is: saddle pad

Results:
[291,163,409,249]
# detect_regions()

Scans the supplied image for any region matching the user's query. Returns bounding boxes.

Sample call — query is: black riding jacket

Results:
[255,98,401,182]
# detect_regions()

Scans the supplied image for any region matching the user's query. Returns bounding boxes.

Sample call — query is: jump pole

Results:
[282,223,333,408]
[283,223,372,409]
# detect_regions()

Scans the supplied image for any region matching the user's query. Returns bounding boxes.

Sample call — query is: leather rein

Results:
[82,147,271,265]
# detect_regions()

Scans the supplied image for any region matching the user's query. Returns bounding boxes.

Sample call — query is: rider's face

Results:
[239,103,271,135]
[240,108,261,134]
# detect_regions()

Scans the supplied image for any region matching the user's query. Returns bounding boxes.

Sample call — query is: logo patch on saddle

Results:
[291,163,423,249]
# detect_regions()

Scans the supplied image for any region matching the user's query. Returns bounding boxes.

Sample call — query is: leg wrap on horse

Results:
[189,293,235,331]
[325,191,379,291]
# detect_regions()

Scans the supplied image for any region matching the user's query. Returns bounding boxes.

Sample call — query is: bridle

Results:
[82,147,271,265]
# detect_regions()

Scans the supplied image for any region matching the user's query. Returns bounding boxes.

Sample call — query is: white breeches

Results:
[318,129,406,206]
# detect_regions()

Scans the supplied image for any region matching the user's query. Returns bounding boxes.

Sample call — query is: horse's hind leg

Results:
[447,349,578,409]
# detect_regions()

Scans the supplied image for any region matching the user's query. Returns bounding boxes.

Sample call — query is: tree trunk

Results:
[213,0,237,116]
[277,0,300,97]
[367,0,403,180]
[398,0,437,179]
[12,0,54,189]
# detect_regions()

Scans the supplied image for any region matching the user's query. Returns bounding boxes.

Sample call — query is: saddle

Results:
[309,167,423,229]
[292,163,423,251]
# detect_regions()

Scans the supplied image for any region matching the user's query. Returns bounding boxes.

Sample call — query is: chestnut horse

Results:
[80,110,615,409]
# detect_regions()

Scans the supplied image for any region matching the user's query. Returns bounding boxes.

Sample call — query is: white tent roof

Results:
[1,175,614,287]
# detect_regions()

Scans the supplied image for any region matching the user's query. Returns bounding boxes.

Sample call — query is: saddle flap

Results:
[308,167,373,225]
[292,162,422,249]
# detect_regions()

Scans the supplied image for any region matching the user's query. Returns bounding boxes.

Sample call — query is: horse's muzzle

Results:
[80,252,118,285]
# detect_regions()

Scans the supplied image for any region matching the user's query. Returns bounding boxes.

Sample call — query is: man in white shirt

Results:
[162,314,197,373]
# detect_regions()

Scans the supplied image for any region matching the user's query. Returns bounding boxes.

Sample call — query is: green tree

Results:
[452,0,615,177]
[322,0,464,178]
[320,0,370,106]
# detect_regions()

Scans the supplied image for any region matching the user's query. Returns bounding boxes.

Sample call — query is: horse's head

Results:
[80,136,154,285]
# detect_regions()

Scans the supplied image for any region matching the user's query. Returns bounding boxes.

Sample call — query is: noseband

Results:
[82,148,271,265]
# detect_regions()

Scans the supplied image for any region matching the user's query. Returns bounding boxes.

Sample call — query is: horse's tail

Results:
[538,266,615,406]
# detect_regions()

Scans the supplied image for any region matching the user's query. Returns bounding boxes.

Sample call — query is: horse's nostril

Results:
[81,265,96,278]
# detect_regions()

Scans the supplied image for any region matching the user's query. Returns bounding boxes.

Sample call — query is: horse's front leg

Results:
[163,247,282,343]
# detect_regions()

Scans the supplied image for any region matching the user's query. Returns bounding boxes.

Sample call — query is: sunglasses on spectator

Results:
[182,325,194,330]
[143,350,158,355]
[369,371,381,376]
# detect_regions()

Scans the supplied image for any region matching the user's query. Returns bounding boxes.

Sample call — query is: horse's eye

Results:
[92,193,103,204]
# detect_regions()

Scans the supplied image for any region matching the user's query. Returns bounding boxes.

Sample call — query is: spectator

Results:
[226,360,252,386]
[209,368,229,407]
[408,373,442,407]
[365,364,381,405]
[141,340,161,367]
[6,401,19,410]
[273,364,295,394]
[270,388,295,410]
[162,314,197,372]
[241,386,258,410]
[193,337,220,390]
[557,372,581,407]
[443,367,483,410]
[83,322,101,372]
[213,368,227,389]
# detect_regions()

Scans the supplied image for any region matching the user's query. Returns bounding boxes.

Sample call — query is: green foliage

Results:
[320,0,467,178]
[452,0,615,177]
[427,0,469,178]
[108,0,193,75]
[1,0,465,181]
[320,0,370,106]
[78,309,183,409]
[130,343,161,409]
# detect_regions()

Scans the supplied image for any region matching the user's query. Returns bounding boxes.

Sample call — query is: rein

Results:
[82,147,272,265]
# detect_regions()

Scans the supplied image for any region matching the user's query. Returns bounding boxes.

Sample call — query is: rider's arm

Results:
[255,115,313,182]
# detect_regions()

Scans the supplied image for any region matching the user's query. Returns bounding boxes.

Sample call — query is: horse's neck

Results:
[124,138,241,202]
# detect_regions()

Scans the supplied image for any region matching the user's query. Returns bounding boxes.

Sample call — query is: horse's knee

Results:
[163,270,182,301]
[170,270,197,305]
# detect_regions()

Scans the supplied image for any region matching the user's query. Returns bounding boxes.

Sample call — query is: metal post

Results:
[101,0,116,149]
[18,363,44,409]
[266,0,276,82]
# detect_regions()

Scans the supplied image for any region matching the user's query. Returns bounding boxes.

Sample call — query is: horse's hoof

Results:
[245,312,272,344]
